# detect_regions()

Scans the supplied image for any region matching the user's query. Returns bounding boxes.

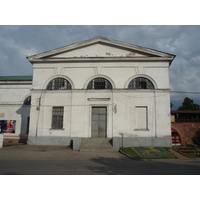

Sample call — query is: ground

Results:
[1,145,200,175]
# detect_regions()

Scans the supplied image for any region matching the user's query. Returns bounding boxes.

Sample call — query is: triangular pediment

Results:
[27,36,175,61]
[48,43,154,58]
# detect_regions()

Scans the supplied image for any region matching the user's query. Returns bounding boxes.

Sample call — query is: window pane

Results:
[87,78,112,89]
[52,107,64,129]
[128,77,154,89]
[47,78,71,90]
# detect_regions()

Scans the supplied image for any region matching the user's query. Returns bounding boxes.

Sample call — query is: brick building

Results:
[171,110,200,146]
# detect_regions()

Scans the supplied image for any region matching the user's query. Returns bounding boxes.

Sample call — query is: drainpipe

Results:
[35,89,44,146]
[154,91,157,138]
[35,97,41,138]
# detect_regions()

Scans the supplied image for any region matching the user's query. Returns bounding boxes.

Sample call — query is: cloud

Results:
[0,25,200,109]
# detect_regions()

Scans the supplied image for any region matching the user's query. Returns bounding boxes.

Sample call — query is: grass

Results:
[120,147,142,159]
[173,147,200,158]
[120,146,177,159]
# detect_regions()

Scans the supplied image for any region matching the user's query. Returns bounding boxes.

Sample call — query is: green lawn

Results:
[120,147,177,159]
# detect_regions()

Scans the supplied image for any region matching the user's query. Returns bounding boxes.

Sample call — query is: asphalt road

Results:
[0,145,200,175]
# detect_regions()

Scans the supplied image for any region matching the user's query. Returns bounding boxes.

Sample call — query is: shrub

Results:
[192,129,200,146]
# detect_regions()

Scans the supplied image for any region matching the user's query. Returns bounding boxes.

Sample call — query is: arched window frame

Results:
[128,77,155,89]
[46,78,72,90]
[87,77,113,89]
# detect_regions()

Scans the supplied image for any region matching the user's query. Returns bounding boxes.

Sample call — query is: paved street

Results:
[0,145,200,175]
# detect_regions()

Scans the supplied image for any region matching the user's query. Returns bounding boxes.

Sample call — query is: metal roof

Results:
[171,110,200,114]
[0,76,33,81]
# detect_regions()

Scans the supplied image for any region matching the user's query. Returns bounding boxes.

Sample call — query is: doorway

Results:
[171,129,181,145]
[91,107,107,138]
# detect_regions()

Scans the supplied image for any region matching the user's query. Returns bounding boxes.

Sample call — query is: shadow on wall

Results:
[16,105,31,144]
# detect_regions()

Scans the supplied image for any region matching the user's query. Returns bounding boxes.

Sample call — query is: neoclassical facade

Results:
[0,36,175,149]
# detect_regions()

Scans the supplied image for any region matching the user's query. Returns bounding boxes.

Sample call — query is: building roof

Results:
[27,36,176,65]
[0,76,33,81]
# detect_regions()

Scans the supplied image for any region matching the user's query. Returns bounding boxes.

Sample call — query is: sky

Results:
[1,25,200,110]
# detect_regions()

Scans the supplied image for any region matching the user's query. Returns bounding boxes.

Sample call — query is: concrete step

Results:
[80,138,116,152]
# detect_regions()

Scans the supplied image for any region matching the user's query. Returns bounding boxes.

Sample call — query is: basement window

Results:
[87,78,112,89]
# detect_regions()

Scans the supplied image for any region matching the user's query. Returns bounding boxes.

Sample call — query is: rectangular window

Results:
[52,107,64,129]
[135,106,148,130]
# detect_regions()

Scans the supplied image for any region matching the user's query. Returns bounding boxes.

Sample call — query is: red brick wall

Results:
[171,123,200,146]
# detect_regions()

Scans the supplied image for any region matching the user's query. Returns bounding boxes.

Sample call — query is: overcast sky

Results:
[1,25,200,109]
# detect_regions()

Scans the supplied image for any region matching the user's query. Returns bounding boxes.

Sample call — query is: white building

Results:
[0,76,32,143]
[0,36,175,150]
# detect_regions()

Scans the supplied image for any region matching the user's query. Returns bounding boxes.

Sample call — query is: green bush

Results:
[192,129,200,146]
[187,144,195,147]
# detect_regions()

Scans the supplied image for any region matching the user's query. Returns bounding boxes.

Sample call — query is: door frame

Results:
[89,105,108,138]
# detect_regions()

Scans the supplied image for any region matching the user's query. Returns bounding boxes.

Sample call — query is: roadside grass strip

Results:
[173,147,200,158]
[120,147,176,159]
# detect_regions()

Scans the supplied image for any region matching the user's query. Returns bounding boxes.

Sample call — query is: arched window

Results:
[128,77,154,89]
[24,96,31,105]
[47,78,72,90]
[87,77,113,89]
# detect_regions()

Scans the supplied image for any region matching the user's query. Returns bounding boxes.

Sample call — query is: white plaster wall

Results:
[155,91,171,138]
[0,86,31,104]
[29,89,170,140]
[112,91,156,138]
[0,84,31,137]
[32,61,170,90]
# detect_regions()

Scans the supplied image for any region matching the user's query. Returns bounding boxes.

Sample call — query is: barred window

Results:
[47,78,72,90]
[52,107,64,129]
[87,78,112,89]
[128,77,154,89]
[24,96,31,105]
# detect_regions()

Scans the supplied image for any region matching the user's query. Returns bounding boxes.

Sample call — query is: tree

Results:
[178,97,200,111]
[170,103,174,110]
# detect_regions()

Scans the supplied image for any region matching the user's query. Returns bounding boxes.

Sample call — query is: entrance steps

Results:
[80,138,116,152]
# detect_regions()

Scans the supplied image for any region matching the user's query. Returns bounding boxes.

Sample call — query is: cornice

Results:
[29,56,174,64]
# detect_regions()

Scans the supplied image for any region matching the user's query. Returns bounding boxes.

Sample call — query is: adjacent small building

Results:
[0,36,176,150]
[171,110,200,146]
[0,76,32,144]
